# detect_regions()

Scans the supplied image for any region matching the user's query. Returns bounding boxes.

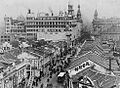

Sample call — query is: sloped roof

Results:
[3,52,17,60]
[9,48,22,56]
[0,55,7,62]
[17,52,36,59]
[10,41,19,48]
[78,40,105,58]
[0,62,7,69]
[69,51,119,70]
[72,67,116,88]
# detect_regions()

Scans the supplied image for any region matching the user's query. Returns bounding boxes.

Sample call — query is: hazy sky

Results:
[0,0,120,22]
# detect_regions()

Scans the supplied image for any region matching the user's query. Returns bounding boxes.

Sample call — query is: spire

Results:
[28,9,31,14]
[68,0,74,16]
[77,4,81,17]
[77,4,82,23]
[94,9,98,19]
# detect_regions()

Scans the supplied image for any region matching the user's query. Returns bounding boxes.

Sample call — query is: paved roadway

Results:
[33,55,70,88]
[33,73,64,88]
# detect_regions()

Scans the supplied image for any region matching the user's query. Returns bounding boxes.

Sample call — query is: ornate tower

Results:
[68,3,74,16]
[94,9,98,20]
[77,4,82,23]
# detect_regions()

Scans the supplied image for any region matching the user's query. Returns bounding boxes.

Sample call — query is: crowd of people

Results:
[25,45,77,88]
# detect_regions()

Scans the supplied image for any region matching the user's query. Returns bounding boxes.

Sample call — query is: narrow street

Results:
[33,72,64,88]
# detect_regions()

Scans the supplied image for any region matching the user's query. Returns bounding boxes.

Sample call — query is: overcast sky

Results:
[0,0,120,22]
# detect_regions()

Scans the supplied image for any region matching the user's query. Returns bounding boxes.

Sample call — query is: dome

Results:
[17,15,25,21]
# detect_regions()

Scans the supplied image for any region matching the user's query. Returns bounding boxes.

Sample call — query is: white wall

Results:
[37,32,67,41]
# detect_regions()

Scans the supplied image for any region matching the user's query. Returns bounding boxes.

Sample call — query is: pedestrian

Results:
[47,78,49,82]
[41,83,43,88]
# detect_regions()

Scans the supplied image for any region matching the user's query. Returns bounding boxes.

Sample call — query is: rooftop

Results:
[72,67,117,88]
[69,51,119,70]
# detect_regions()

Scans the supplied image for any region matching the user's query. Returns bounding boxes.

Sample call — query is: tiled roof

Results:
[3,52,17,60]
[78,40,104,56]
[69,51,119,70]
[49,41,67,49]
[0,49,21,64]
[24,48,44,56]
[10,41,19,48]
[72,68,116,88]
[9,48,22,57]
[24,47,52,58]
[0,62,7,69]
[0,55,7,62]
[1,52,18,64]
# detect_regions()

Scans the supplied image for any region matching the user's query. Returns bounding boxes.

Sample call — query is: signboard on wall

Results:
[68,60,93,77]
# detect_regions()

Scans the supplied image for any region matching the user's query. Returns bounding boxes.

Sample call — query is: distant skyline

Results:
[0,0,120,22]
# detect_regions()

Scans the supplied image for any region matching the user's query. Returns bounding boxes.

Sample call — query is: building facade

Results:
[4,4,82,41]
[25,4,82,40]
[4,16,26,37]
[0,61,29,88]
[92,10,120,42]
[0,33,15,44]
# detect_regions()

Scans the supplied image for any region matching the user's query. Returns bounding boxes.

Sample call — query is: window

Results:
[7,27,9,29]
[47,29,49,32]
[42,29,45,32]
[6,23,9,25]
[56,29,58,32]
[59,29,61,32]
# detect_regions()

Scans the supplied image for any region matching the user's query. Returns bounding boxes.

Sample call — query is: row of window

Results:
[1,36,10,38]
[44,32,59,34]
[11,30,26,32]
[26,17,75,20]
[27,33,36,36]
[27,22,72,25]
[26,25,68,28]
[27,29,38,32]
[1,39,10,42]
[27,28,72,32]
[47,29,62,32]
[27,29,63,32]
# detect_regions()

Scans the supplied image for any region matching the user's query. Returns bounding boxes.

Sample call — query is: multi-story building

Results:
[0,33,15,44]
[4,15,26,37]
[92,10,120,41]
[93,10,120,31]
[1,61,29,88]
[0,48,28,88]
[4,3,82,41]
[25,4,83,40]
